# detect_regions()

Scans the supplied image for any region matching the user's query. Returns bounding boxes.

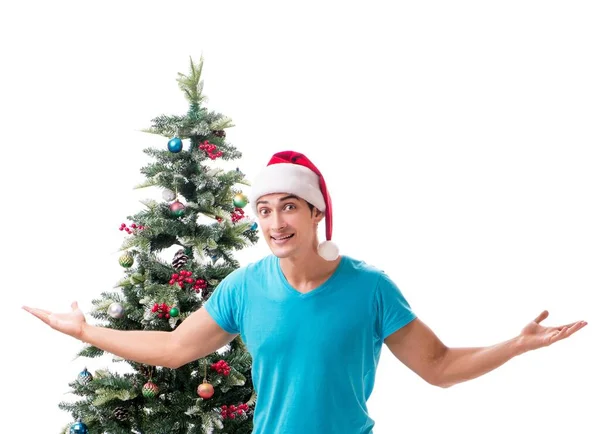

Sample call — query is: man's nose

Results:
[271,211,287,231]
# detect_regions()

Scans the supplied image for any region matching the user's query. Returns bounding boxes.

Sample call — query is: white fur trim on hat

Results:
[318,240,339,261]
[249,163,326,214]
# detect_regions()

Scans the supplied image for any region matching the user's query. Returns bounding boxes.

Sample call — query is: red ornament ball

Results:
[142,381,159,398]
[169,200,185,217]
[197,382,214,399]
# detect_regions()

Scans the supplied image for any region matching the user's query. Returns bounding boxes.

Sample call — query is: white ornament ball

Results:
[318,240,339,261]
[162,189,176,201]
[108,302,125,319]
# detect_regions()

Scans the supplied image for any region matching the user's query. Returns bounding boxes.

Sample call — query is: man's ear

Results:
[312,207,325,223]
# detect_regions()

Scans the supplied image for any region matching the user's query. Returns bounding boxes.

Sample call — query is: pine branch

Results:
[93,388,139,406]
[199,411,225,432]
[133,177,160,189]
[142,114,187,137]
[140,198,160,211]
[76,344,105,358]
[114,276,133,289]
[209,115,235,131]
[119,234,151,252]
[246,390,257,407]
[176,56,207,105]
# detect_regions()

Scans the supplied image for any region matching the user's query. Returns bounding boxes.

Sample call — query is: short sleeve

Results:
[374,272,417,339]
[203,269,243,335]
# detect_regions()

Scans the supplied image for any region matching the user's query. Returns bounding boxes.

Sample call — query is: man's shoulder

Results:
[243,254,275,275]
[341,255,386,278]
[221,255,274,284]
[337,255,389,292]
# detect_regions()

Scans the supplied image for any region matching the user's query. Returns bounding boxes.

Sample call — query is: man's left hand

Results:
[518,310,587,353]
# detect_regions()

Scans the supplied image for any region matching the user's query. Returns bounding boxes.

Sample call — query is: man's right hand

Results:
[22,301,86,340]
[22,301,237,368]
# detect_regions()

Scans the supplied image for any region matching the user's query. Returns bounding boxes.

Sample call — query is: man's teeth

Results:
[274,234,293,240]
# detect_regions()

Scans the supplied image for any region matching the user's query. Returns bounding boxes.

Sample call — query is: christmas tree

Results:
[59,57,259,434]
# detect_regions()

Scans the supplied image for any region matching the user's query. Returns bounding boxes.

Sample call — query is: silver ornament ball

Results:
[162,189,176,201]
[108,302,125,319]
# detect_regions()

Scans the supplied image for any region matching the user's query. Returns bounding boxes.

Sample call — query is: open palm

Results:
[519,310,587,352]
[22,301,87,340]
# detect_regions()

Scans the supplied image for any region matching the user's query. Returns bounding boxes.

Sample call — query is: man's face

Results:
[255,193,323,258]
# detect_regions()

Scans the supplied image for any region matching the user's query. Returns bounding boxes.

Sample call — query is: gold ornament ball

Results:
[233,193,248,208]
[119,252,134,268]
[197,381,214,399]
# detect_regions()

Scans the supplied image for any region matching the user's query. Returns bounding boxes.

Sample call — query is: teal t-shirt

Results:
[204,255,416,434]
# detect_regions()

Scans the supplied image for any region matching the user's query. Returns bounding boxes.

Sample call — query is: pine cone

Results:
[113,406,129,421]
[212,129,226,138]
[138,364,156,379]
[172,249,188,269]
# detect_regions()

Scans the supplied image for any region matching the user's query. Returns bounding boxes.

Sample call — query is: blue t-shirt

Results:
[204,254,416,434]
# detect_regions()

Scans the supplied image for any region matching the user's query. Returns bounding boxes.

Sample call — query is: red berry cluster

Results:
[211,360,231,376]
[216,216,223,223]
[151,303,173,318]
[119,222,146,234]
[221,403,249,420]
[169,270,208,293]
[198,140,223,160]
[231,207,245,223]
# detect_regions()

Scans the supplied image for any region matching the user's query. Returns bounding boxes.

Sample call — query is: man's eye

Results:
[259,209,269,215]
[284,204,295,210]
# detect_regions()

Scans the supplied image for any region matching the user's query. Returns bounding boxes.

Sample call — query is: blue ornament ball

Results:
[70,420,89,434]
[250,221,258,231]
[77,367,93,385]
[168,137,183,153]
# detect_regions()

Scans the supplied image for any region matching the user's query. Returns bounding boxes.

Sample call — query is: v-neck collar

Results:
[275,255,346,298]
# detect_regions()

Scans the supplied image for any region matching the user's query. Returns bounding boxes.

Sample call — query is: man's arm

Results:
[384,311,586,388]
[384,318,523,388]
[81,307,237,369]
[169,306,239,367]
[24,303,237,369]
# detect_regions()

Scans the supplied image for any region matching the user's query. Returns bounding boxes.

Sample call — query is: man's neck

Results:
[278,252,342,293]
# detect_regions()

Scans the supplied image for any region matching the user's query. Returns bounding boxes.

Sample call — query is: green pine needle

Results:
[176,56,208,105]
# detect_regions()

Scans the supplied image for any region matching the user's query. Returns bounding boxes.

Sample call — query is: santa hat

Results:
[249,150,339,261]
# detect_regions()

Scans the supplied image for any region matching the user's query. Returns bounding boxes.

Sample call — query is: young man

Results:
[24,150,586,434]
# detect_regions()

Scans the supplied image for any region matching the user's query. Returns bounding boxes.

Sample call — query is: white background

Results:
[2,1,598,433]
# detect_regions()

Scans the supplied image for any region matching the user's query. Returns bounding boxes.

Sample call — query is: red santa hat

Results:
[249,150,339,261]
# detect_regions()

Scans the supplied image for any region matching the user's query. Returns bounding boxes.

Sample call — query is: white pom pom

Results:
[318,240,339,261]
